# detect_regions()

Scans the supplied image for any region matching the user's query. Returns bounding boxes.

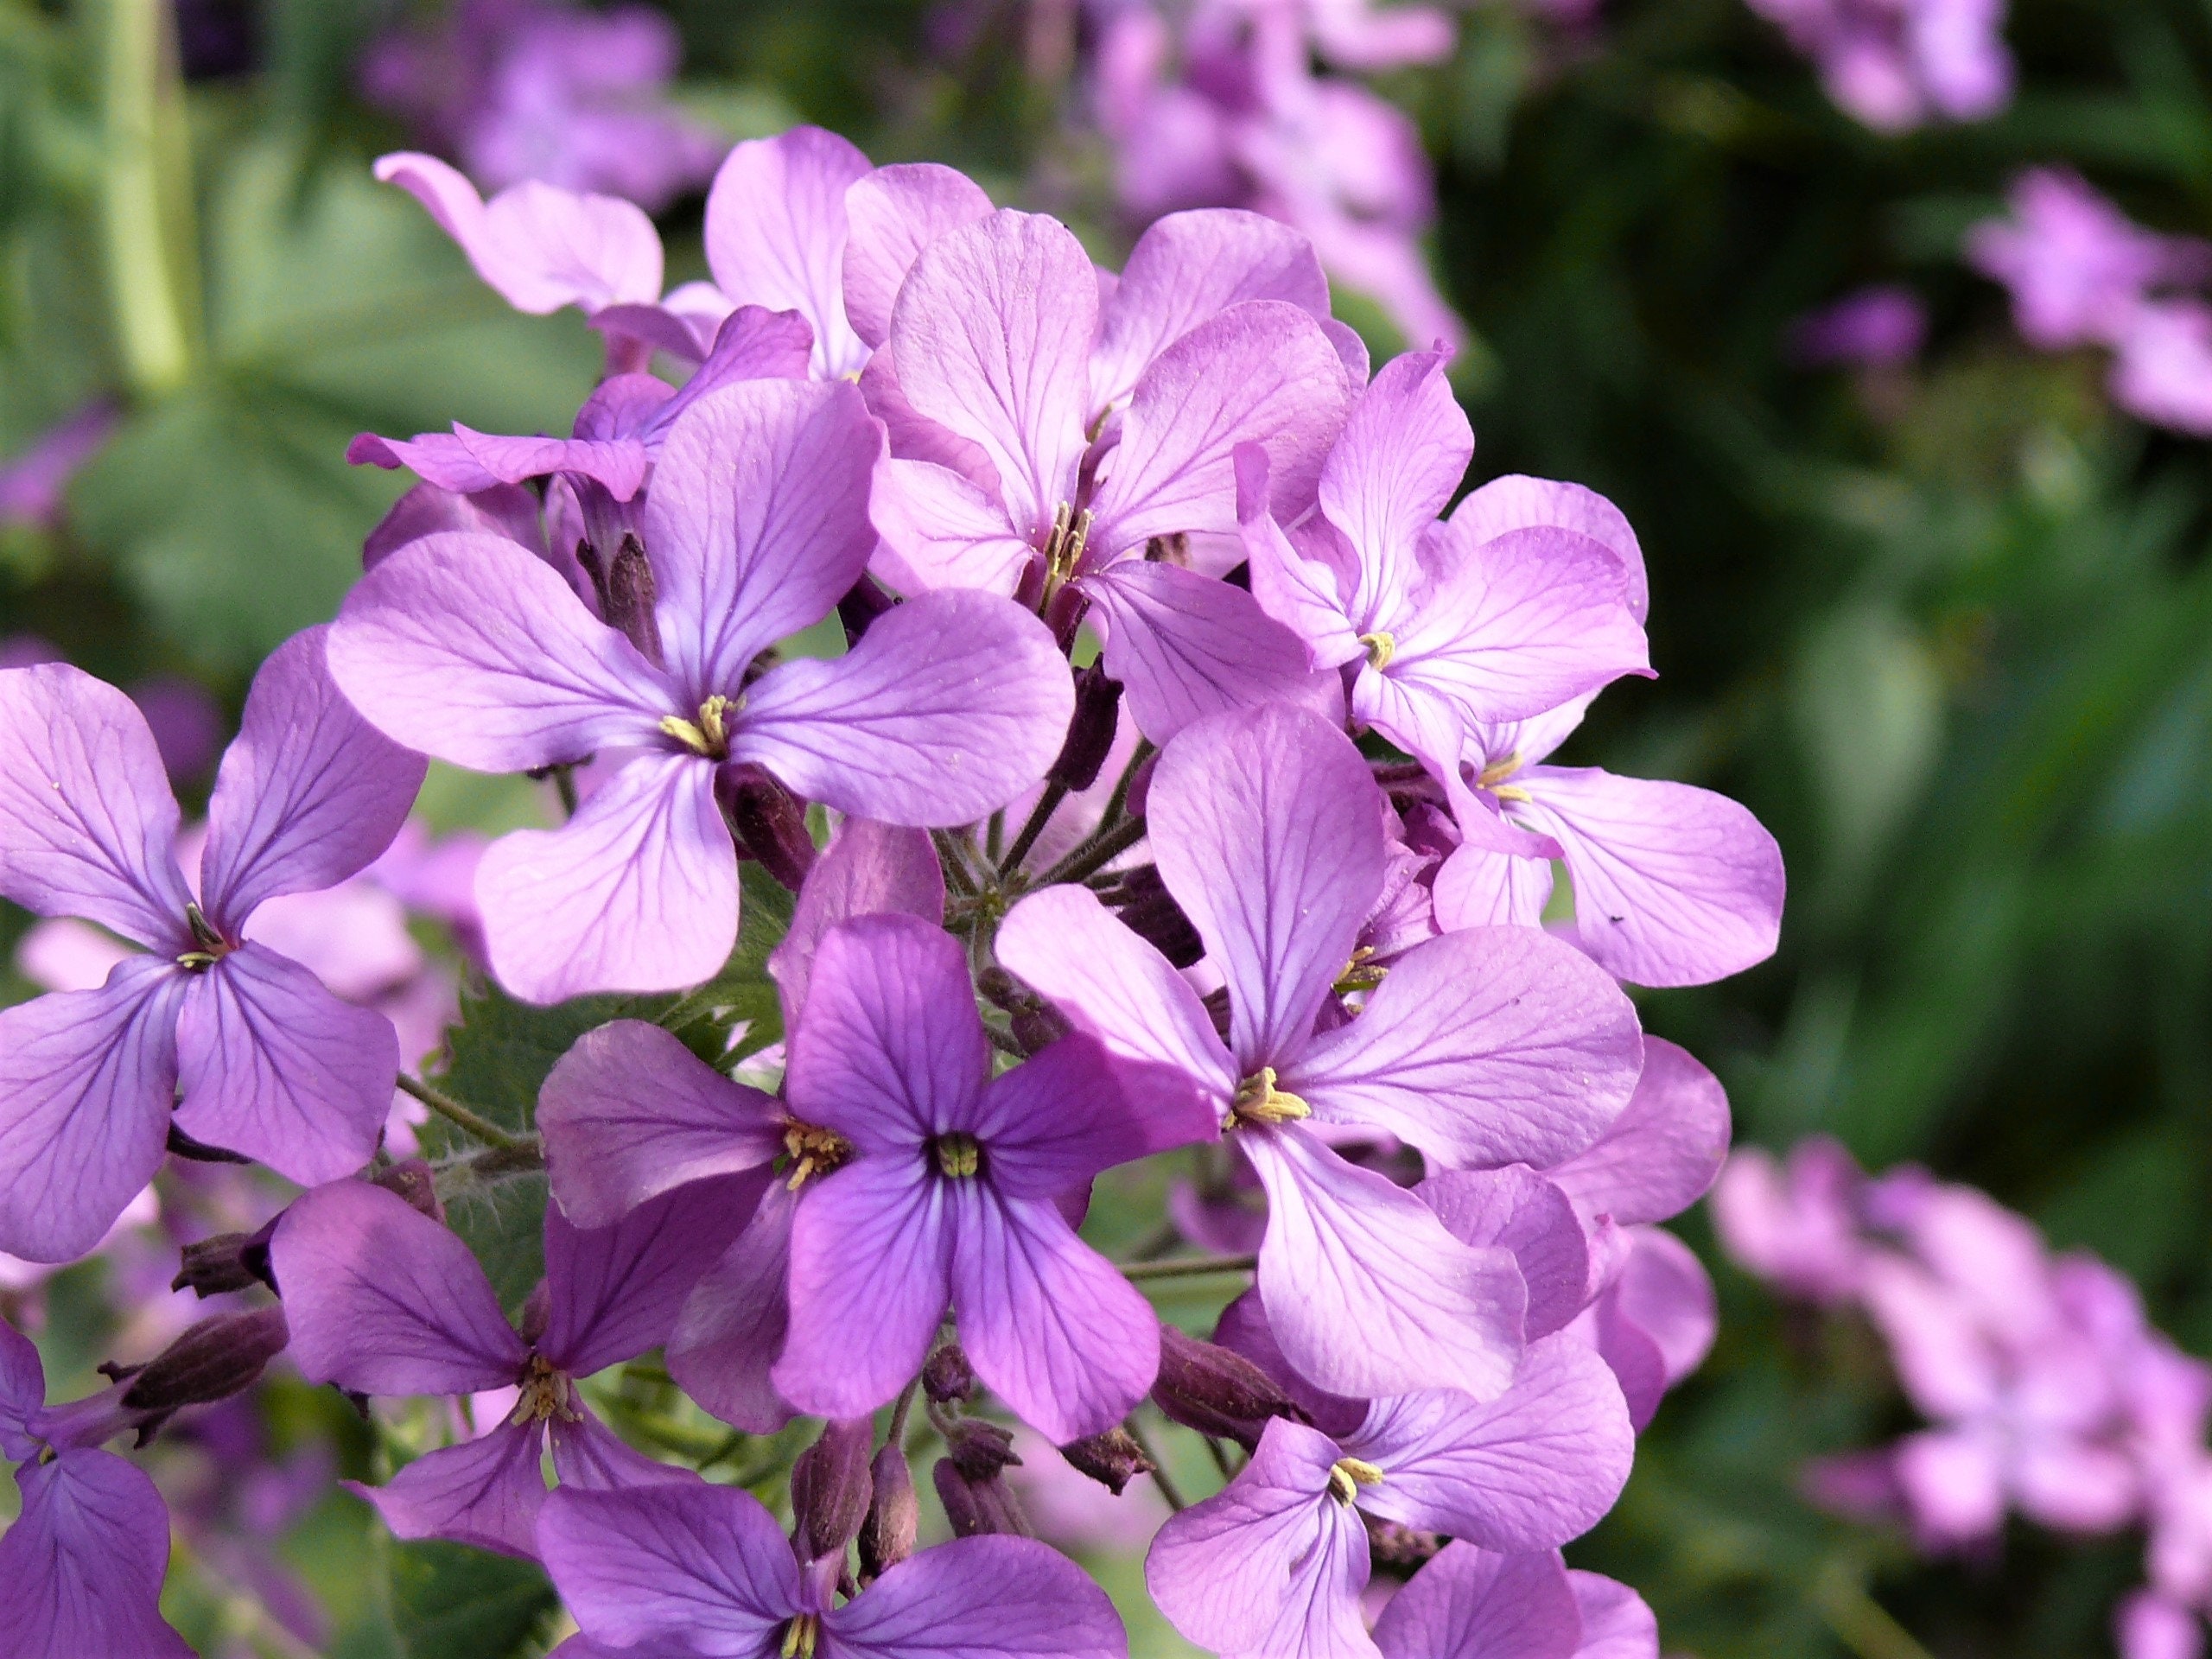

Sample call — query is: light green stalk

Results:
[98,0,200,396]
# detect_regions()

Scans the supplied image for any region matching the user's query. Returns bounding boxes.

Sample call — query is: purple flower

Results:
[1967,168,2212,352]
[328,380,1076,1002]
[1710,1136,1868,1302]
[771,912,1211,1442]
[1789,283,1929,367]
[272,1174,751,1560]
[2110,299,2212,435]
[0,401,117,530]
[536,1479,1128,1659]
[1372,1541,1660,1659]
[1144,1338,1634,1659]
[0,626,424,1261]
[1745,0,2012,132]
[0,1319,193,1658]
[999,704,1644,1400]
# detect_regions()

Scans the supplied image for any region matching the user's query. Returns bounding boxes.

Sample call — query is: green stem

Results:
[932,828,979,896]
[1120,1254,1257,1281]
[1122,1415,1185,1511]
[997,781,1066,877]
[1036,814,1147,887]
[99,0,199,396]
[397,1073,530,1151]
[1098,739,1154,830]
[1811,1563,1934,1659]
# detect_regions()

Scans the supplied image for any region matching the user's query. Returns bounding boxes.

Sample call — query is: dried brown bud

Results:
[791,1417,876,1564]
[370,1158,442,1221]
[860,1443,919,1580]
[941,1417,1020,1481]
[605,531,664,666]
[1364,1513,1443,1567]
[922,1343,977,1405]
[1152,1325,1300,1448]
[171,1216,278,1298]
[120,1308,289,1414]
[1058,1427,1154,1496]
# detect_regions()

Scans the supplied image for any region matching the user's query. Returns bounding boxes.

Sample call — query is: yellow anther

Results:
[1039,502,1096,602]
[1230,1067,1311,1127]
[1334,947,1388,995]
[508,1354,582,1426]
[1476,752,1524,789]
[660,695,736,758]
[1327,1458,1384,1504]
[176,902,229,970]
[935,1132,982,1179]
[783,1121,855,1191]
[1359,632,1396,671]
[781,1615,821,1659]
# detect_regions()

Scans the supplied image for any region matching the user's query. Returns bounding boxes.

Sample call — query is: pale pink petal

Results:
[1370,1543,1581,1659]
[1450,476,1647,623]
[667,1183,799,1433]
[842,163,997,349]
[1241,448,1364,671]
[1545,1039,1731,1228]
[354,1421,549,1560]
[1319,352,1472,621]
[703,126,873,378]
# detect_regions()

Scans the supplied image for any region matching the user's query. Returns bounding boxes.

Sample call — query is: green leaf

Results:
[384,1538,559,1659]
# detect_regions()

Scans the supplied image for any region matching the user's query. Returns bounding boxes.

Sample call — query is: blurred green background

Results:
[5,0,2212,1654]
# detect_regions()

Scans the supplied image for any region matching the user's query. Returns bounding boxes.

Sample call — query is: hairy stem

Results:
[997,781,1066,877]
[932,828,980,896]
[1037,814,1147,887]
[397,1074,530,1151]
[1122,1415,1185,1511]
[1121,1253,1258,1281]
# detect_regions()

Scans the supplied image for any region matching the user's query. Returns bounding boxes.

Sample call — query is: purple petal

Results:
[1244,1123,1524,1401]
[1088,302,1356,560]
[1239,447,1364,671]
[1543,1038,1731,1228]
[976,1033,1216,1198]
[1212,1287,1368,1439]
[1419,1167,1593,1341]
[272,1179,526,1396]
[888,211,1097,539]
[0,1451,191,1659]
[1090,210,1331,416]
[868,456,1034,597]
[1345,1337,1635,1550]
[543,1174,762,1376]
[476,753,735,1004]
[826,1535,1128,1659]
[769,817,944,1032]
[1430,838,1555,931]
[1892,1427,2006,1548]
[995,884,1239,1105]
[1450,476,1648,624]
[0,1320,43,1462]
[591,302,718,365]
[0,963,182,1263]
[1147,706,1383,1069]
[860,346,1003,494]
[537,1482,804,1651]
[667,1183,798,1433]
[349,429,509,494]
[0,664,193,950]
[377,152,663,314]
[354,1421,549,1560]
[652,306,820,424]
[199,626,425,928]
[1085,562,1343,745]
[1565,1573,1659,1659]
[450,427,651,500]
[730,590,1073,827]
[363,480,543,571]
[172,941,397,1181]
[1370,1544,1582,1659]
[842,163,996,350]
[774,1157,953,1421]
[327,531,672,772]
[549,1406,697,1493]
[950,1186,1160,1443]
[1606,1227,1717,1390]
[1517,768,1784,988]
[643,380,881,701]
[1287,925,1642,1171]
[1319,352,1472,621]
[541,1020,785,1228]
[1145,1416,1376,1659]
[704,127,873,379]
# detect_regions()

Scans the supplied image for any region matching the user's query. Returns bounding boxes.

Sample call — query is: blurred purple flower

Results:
[1967,168,2212,351]
[0,402,117,531]
[1711,1135,1868,1302]
[1789,283,1929,366]
[1744,0,2012,132]
[2110,299,2212,435]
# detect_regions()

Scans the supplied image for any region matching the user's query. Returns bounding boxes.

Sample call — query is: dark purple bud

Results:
[167,1122,251,1164]
[370,1158,442,1221]
[1045,584,1090,653]
[1013,556,1047,612]
[976,967,1070,1057]
[933,1456,1033,1539]
[118,1307,289,1414]
[941,1416,1020,1480]
[1100,864,1203,968]
[860,1443,919,1581]
[838,574,896,645]
[1048,664,1122,791]
[575,537,611,613]
[1364,1512,1443,1567]
[1058,1427,1153,1496]
[605,531,664,667]
[1201,984,1231,1043]
[791,1417,876,1564]
[518,1281,553,1347]
[1152,1325,1300,1449]
[718,764,817,890]
[171,1214,280,1298]
[1122,749,1157,818]
[922,1343,977,1406]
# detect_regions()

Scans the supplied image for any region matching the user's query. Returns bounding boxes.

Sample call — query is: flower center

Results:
[1229,1067,1309,1128]
[1040,501,1095,600]
[1358,631,1396,671]
[1333,946,1387,995]
[780,1614,821,1659]
[1327,1457,1384,1505]
[660,694,735,759]
[783,1121,854,1191]
[933,1132,982,1179]
[508,1354,581,1426]
[1477,751,1530,804]
[175,901,231,970]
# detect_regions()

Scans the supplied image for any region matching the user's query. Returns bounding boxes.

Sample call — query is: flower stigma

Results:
[781,1614,822,1659]
[1039,502,1095,602]
[509,1354,582,1426]
[1334,947,1387,995]
[934,1131,982,1179]
[1358,632,1396,671]
[176,901,230,970]
[1477,751,1530,804]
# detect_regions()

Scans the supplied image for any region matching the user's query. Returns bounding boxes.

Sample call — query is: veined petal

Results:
[769,817,944,1033]
[1543,1038,1731,1229]
[0,963,183,1264]
[826,1535,1128,1659]
[0,1451,192,1659]
[730,590,1072,827]
[1419,1167,1594,1342]
[361,479,543,572]
[0,664,193,950]
[976,1033,1216,1198]
[1370,1544,1582,1659]
[1345,1337,1635,1550]
[1450,475,1647,624]
[353,1421,549,1560]
[1566,1573,1660,1659]
[543,1174,763,1378]
[644,380,882,702]
[328,531,673,773]
[476,753,736,1004]
[1239,447,1363,671]
[1319,352,1471,623]
[173,942,397,1182]
[648,305,820,428]
[1286,926,1643,1171]
[1430,839,1555,931]
[348,429,509,494]
[842,163,996,350]
[668,1183,798,1433]
[1148,707,1383,1070]
[451,428,652,500]
[704,126,873,379]
[868,456,1034,598]
[1245,1124,1525,1402]
[549,1407,697,1494]
[541,1020,785,1228]
[951,1186,1161,1443]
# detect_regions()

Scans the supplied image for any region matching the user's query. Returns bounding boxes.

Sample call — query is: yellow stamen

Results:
[783,1121,854,1191]
[1358,632,1396,671]
[935,1132,981,1179]
[1230,1067,1310,1128]
[1327,1457,1384,1504]
[660,695,736,758]
[1477,752,1524,789]
[176,902,229,969]
[1039,502,1096,603]
[1334,947,1388,995]
[781,1615,821,1659]
[508,1354,582,1426]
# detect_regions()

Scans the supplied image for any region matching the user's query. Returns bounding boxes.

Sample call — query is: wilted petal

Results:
[273,1179,527,1396]
[842,163,996,350]
[644,381,882,701]
[328,531,671,773]
[0,963,182,1264]
[1145,1416,1376,1659]
[951,1185,1161,1443]
[1287,925,1641,1170]
[543,1175,764,1377]
[1419,1167,1592,1341]
[541,1020,785,1227]
[1319,353,1471,622]
[1147,707,1383,1068]
[1244,1124,1524,1402]
[1516,769,1783,988]
[1450,476,1648,623]
[0,1451,192,1659]
[704,127,873,379]
[477,753,735,1004]
[770,817,944,1032]
[731,590,1073,827]
[1346,1337,1635,1550]
[827,1535,1128,1659]
[1566,1573,1660,1659]
[1545,1039,1730,1229]
[668,1183,798,1433]
[868,457,1034,597]
[173,942,396,1181]
[1369,1543,1581,1659]
[0,664,193,950]
[355,1421,549,1560]
[537,1482,804,1653]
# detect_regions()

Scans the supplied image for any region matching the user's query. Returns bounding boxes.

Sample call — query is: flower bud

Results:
[933,1456,1033,1538]
[791,1417,875,1564]
[838,574,895,645]
[167,1122,251,1164]
[370,1158,443,1221]
[719,764,817,891]
[118,1307,289,1414]
[605,531,664,667]
[1048,664,1122,791]
[1058,1427,1153,1496]
[976,968,1069,1057]
[1364,1512,1442,1567]
[860,1443,918,1581]
[172,1214,280,1298]
[1152,1325,1300,1448]
[1099,865,1203,967]
[1045,585,1090,653]
[922,1343,977,1406]
[941,1416,1020,1480]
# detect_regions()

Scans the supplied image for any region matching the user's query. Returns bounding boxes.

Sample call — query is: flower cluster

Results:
[1742,0,2012,133]
[1718,1140,2212,1659]
[0,124,1785,1656]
